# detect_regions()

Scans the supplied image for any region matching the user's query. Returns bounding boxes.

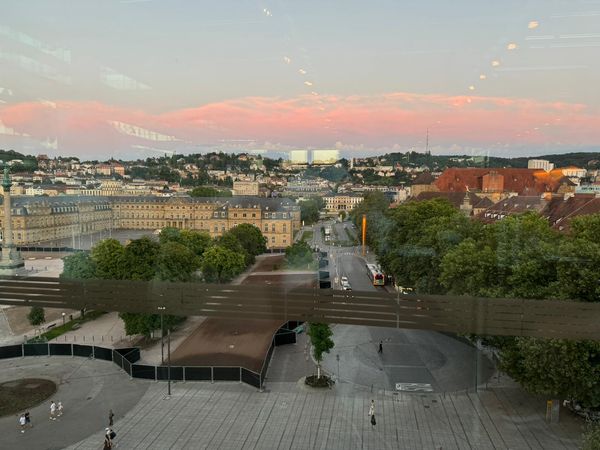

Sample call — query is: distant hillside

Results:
[381,151,600,170]
[0,149,37,170]
[539,152,600,169]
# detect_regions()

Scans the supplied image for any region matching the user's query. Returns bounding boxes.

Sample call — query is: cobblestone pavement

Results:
[65,376,582,450]
[0,353,584,450]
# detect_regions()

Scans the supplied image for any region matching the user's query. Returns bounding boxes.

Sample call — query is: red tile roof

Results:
[434,168,571,194]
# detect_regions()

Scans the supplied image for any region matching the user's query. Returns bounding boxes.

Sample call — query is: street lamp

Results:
[167,327,171,397]
[62,312,66,326]
[157,306,166,365]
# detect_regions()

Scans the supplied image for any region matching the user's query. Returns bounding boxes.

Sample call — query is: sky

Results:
[0,0,599,161]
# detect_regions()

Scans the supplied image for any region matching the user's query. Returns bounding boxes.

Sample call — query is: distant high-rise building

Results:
[287,150,308,165]
[312,149,339,165]
[528,159,554,171]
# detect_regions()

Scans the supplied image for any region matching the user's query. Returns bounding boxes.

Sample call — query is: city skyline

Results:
[0,1,599,159]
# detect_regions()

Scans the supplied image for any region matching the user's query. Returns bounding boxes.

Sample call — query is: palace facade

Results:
[0,196,301,250]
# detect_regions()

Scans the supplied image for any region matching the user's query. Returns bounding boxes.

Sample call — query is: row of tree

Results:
[356,194,600,407]
[61,224,267,337]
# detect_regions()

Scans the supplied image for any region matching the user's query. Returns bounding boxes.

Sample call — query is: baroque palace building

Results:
[0,196,301,250]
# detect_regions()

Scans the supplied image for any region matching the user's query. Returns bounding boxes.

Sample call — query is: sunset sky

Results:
[1,0,599,160]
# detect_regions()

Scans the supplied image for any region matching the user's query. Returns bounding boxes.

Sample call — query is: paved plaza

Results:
[0,353,584,450]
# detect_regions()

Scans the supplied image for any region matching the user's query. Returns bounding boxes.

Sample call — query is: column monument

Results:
[0,165,24,275]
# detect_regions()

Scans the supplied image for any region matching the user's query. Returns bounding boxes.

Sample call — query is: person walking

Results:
[368,400,376,428]
[25,411,32,428]
[19,414,26,433]
[49,401,56,420]
[103,434,112,450]
[378,341,383,354]
[106,427,117,447]
[108,409,114,426]
[57,401,63,417]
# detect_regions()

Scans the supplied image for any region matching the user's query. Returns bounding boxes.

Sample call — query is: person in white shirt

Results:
[19,414,26,433]
[50,401,56,420]
[57,401,63,417]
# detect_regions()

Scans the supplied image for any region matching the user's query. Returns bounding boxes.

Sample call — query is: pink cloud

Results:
[0,92,598,157]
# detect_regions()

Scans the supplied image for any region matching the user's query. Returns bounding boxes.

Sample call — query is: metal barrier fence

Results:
[0,322,301,390]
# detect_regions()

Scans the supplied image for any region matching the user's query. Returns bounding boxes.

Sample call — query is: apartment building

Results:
[233,180,259,196]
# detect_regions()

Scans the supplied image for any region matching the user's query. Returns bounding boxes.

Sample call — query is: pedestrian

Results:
[108,409,114,426]
[19,413,26,433]
[368,399,376,428]
[106,427,117,445]
[25,411,32,428]
[378,340,383,354]
[50,400,56,420]
[103,434,112,450]
[57,401,63,417]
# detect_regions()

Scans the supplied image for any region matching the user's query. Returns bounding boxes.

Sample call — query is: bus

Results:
[366,263,385,286]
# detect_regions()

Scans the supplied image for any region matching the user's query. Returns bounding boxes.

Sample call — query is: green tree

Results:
[158,227,183,245]
[307,323,334,379]
[380,199,475,293]
[61,252,96,280]
[582,421,600,450]
[180,230,212,257]
[556,214,600,302]
[189,186,232,197]
[439,238,498,296]
[27,306,45,326]
[299,197,323,225]
[91,239,126,280]
[500,338,600,408]
[225,224,267,265]
[123,237,160,281]
[349,191,390,247]
[155,241,201,282]
[285,241,313,268]
[201,246,246,283]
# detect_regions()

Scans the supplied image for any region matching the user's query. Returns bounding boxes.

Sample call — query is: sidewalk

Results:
[64,370,582,450]
[0,341,584,449]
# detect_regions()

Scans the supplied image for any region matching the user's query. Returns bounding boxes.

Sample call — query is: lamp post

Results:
[157,306,166,365]
[62,312,66,326]
[167,327,171,397]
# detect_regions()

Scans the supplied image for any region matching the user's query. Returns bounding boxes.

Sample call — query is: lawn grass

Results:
[28,310,106,343]
[301,230,314,242]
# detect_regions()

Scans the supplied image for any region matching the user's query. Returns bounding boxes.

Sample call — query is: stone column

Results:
[0,166,24,274]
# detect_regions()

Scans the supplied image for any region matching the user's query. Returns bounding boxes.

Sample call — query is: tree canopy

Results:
[27,306,45,326]
[307,323,334,379]
[370,198,600,407]
[225,224,267,265]
[285,241,313,268]
[189,186,232,197]
[299,197,323,225]
[201,246,246,283]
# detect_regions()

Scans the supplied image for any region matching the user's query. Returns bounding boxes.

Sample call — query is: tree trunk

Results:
[317,363,321,379]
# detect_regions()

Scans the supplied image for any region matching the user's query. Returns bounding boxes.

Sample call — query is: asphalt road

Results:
[310,220,495,393]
